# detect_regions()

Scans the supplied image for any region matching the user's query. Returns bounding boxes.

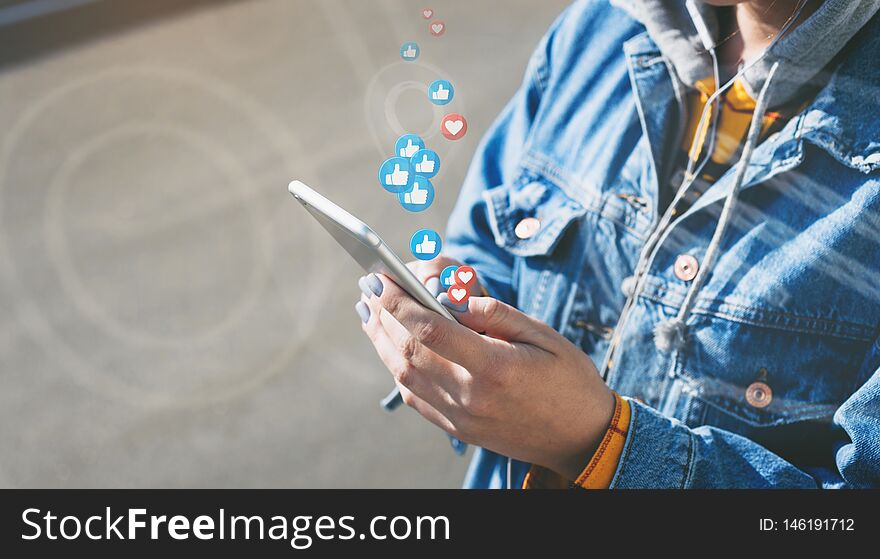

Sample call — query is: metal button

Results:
[674,254,699,281]
[745,382,773,408]
[514,217,541,239]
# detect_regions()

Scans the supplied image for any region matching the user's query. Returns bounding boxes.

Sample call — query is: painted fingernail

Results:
[358,276,373,299]
[355,301,371,323]
[365,273,384,297]
[425,276,442,297]
[438,292,468,312]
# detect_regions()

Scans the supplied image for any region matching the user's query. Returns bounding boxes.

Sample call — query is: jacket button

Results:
[515,217,541,239]
[745,382,773,408]
[674,254,699,281]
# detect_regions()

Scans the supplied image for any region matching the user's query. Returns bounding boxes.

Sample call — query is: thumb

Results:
[452,296,553,345]
[393,164,401,172]
[412,182,422,191]
[421,234,430,244]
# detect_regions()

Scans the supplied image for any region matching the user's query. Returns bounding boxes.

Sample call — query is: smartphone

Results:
[288,180,456,322]
[288,180,466,430]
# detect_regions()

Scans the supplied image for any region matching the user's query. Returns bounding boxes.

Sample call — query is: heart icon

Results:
[441,113,467,140]
[448,285,470,304]
[445,120,463,135]
[455,266,476,286]
[422,8,433,19]
[430,20,446,36]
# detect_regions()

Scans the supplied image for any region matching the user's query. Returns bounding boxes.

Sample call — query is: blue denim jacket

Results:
[444,0,880,489]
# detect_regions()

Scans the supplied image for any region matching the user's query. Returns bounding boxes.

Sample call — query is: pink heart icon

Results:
[422,8,433,19]
[430,20,445,36]
[441,113,467,140]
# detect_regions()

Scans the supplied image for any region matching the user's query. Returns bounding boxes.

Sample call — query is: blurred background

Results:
[0,0,569,487]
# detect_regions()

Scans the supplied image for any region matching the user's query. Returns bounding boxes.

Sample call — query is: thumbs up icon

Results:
[428,80,454,106]
[411,229,442,260]
[415,154,435,174]
[401,43,419,60]
[385,164,409,187]
[399,139,420,158]
[397,177,434,211]
[403,182,428,205]
[415,234,436,255]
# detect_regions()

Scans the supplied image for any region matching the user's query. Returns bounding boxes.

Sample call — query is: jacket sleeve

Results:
[442,8,565,305]
[611,362,880,488]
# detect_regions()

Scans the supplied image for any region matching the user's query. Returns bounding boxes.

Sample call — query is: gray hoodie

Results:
[611,0,880,107]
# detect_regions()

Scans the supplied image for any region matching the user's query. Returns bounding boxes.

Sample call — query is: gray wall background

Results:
[0,0,569,487]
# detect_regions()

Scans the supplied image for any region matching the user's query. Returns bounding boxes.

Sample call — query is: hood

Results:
[611,0,880,108]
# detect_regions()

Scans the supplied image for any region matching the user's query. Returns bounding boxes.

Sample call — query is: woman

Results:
[355,0,880,488]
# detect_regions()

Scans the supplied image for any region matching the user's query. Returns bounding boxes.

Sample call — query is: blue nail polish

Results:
[355,301,371,323]
[425,277,442,297]
[365,273,384,297]
[438,292,468,312]
[358,276,373,299]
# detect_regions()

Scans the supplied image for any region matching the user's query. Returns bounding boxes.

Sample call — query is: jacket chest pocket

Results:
[482,168,646,357]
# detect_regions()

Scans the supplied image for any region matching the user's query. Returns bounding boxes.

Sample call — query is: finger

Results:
[374,274,486,367]
[444,296,557,347]
[396,385,457,436]
[361,296,463,413]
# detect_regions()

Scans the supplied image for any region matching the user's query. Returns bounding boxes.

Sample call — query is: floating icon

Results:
[447,284,470,305]
[428,80,454,106]
[439,265,458,287]
[395,133,425,158]
[430,20,445,36]
[398,176,435,212]
[378,156,414,193]
[454,266,476,287]
[400,42,420,61]
[410,148,440,178]
[422,8,434,19]
[410,229,442,260]
[441,113,467,140]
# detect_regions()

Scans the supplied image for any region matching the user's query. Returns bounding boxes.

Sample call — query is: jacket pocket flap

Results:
[483,180,586,257]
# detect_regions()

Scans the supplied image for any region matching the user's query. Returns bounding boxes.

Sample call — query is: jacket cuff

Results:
[523,392,630,489]
[608,398,694,489]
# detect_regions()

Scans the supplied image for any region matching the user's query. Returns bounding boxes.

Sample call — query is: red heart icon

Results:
[441,113,467,140]
[430,19,446,36]
[447,284,470,305]
[422,8,434,19]
[454,266,476,287]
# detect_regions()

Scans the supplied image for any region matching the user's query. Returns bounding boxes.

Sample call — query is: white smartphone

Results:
[288,180,456,322]
[288,180,465,418]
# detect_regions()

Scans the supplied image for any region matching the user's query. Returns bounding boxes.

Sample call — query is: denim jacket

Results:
[444,0,880,488]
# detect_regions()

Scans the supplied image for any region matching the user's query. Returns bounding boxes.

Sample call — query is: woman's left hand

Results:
[357,273,615,480]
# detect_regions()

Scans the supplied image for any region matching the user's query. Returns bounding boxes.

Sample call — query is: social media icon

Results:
[430,20,445,36]
[447,284,470,305]
[378,156,414,193]
[398,176,435,212]
[441,113,467,140]
[422,8,434,19]
[400,42,420,61]
[395,134,425,158]
[410,149,440,178]
[410,228,442,261]
[454,265,476,287]
[428,80,454,106]
[439,265,458,287]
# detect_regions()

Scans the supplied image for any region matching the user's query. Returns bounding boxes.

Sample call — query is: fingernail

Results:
[365,273,383,297]
[358,276,373,299]
[355,301,371,323]
[438,292,468,312]
[425,277,442,297]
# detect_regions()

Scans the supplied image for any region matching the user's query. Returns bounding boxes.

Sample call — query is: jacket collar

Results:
[797,11,880,173]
